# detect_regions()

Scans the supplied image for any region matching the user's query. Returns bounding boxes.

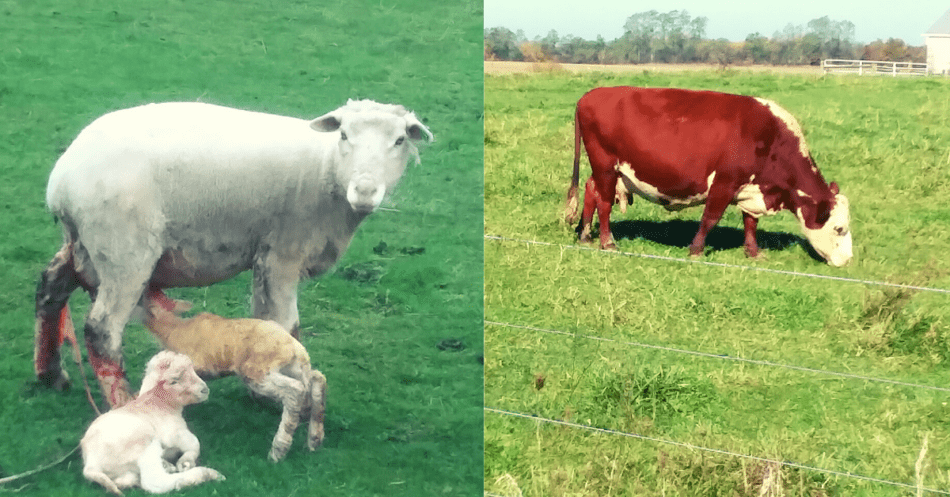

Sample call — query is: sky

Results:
[483,0,950,45]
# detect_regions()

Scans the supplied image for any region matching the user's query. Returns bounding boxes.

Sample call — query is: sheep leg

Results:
[308,370,327,450]
[168,428,201,472]
[246,372,306,462]
[34,243,82,390]
[82,466,124,496]
[85,273,154,408]
[252,254,301,338]
[137,439,224,494]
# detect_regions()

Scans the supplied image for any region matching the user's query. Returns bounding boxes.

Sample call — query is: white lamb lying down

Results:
[81,351,224,495]
[142,293,327,462]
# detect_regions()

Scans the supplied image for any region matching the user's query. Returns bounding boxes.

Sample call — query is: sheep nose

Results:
[346,178,386,212]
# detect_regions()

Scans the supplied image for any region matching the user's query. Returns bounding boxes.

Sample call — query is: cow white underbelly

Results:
[615,162,714,212]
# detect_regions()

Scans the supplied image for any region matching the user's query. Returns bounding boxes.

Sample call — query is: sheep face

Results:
[140,351,209,406]
[166,365,209,406]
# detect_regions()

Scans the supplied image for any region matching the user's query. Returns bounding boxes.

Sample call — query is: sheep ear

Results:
[405,113,433,142]
[310,112,342,132]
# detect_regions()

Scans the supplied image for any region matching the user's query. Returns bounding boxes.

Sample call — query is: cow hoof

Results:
[746,251,766,261]
[37,370,71,391]
[600,243,617,251]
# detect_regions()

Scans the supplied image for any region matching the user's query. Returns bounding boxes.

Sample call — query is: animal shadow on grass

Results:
[591,219,823,262]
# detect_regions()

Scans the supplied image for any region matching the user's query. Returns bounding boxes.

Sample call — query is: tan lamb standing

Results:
[142,290,327,462]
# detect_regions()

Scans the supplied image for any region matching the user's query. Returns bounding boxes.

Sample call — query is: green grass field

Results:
[485,69,950,495]
[0,1,483,495]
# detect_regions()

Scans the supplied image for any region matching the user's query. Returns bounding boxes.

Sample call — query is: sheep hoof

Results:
[38,370,71,391]
[268,447,288,462]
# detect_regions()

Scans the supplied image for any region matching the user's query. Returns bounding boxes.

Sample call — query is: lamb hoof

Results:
[268,447,289,462]
[38,370,71,391]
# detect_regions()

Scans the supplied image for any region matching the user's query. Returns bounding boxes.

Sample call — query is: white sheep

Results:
[142,290,327,462]
[80,351,224,495]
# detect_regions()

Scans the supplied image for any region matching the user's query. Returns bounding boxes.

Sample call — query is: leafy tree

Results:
[745,33,769,64]
[484,27,522,61]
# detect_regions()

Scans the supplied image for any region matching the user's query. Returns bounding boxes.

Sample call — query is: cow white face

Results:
[798,193,852,267]
[310,100,433,213]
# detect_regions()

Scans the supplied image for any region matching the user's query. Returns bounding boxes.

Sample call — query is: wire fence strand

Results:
[485,320,950,393]
[485,235,950,295]
[485,407,950,496]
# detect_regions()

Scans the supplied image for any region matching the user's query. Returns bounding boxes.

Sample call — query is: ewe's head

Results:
[310,99,433,214]
[139,351,209,405]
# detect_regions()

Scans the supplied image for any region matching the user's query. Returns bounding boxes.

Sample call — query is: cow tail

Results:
[564,107,582,224]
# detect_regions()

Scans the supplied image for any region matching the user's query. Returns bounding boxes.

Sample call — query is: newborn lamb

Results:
[142,290,327,462]
[81,351,224,495]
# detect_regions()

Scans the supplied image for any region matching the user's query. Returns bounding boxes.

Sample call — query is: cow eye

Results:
[395,136,405,146]
[340,131,348,141]
[835,226,848,236]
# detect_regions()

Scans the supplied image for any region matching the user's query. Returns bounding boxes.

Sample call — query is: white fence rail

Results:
[822,59,928,76]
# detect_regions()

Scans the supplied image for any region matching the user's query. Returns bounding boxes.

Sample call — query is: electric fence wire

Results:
[485,407,950,496]
[484,235,950,295]
[485,320,950,394]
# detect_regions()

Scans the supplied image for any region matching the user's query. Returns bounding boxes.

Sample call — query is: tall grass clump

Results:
[589,365,722,430]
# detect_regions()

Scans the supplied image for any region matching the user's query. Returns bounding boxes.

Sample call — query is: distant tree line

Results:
[485,10,925,66]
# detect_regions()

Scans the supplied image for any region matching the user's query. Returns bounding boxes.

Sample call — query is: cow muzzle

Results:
[346,178,386,213]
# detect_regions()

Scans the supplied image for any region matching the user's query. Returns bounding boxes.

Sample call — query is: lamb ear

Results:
[310,112,342,132]
[405,113,433,142]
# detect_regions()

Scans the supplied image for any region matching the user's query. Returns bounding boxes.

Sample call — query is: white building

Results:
[924,8,950,75]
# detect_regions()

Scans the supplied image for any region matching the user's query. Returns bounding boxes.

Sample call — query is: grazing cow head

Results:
[796,183,852,267]
[310,99,433,214]
[139,351,209,405]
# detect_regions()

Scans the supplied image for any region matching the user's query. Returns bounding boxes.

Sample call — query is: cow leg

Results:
[742,212,762,259]
[592,172,618,250]
[577,177,599,244]
[252,254,301,338]
[688,185,734,257]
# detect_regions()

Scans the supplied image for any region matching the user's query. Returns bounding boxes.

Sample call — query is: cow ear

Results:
[310,112,342,132]
[405,113,433,143]
[829,181,839,195]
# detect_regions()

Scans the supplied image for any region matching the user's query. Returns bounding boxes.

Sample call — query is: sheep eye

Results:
[395,136,405,146]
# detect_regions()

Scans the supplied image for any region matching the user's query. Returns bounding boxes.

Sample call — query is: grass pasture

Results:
[0,1,482,496]
[485,69,950,495]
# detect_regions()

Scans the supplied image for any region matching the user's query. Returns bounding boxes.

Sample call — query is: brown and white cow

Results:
[564,86,852,266]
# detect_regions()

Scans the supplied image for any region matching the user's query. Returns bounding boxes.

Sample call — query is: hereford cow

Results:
[35,100,432,408]
[564,87,852,266]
